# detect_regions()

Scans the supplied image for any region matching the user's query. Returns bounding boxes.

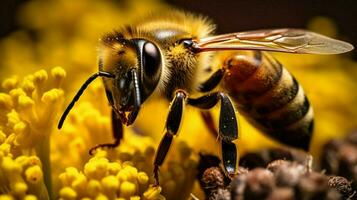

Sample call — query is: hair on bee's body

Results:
[58,10,353,185]
[99,11,216,100]
[217,50,313,150]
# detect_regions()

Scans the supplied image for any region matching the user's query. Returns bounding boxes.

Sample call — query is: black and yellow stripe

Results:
[222,51,313,150]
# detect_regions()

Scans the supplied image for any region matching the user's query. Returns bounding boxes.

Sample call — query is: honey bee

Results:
[58,11,353,185]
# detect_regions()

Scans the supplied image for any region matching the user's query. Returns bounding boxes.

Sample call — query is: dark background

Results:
[1,0,357,53]
[168,0,357,44]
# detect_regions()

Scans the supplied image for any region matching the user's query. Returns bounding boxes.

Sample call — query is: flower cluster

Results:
[58,151,164,200]
[0,67,66,199]
[0,151,47,200]
[1,67,65,152]
[0,66,198,199]
[58,138,197,200]
[321,131,357,189]
[199,154,355,200]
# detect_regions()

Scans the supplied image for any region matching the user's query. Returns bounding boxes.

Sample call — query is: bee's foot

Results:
[89,143,119,155]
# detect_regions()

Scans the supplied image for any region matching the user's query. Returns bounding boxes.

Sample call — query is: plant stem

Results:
[36,134,52,200]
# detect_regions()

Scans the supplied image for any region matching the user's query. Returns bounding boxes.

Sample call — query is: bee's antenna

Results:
[58,71,115,129]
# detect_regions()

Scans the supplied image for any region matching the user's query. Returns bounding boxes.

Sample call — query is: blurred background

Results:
[1,0,357,58]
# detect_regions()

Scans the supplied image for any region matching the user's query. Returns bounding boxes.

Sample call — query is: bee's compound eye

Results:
[181,39,194,48]
[143,42,161,76]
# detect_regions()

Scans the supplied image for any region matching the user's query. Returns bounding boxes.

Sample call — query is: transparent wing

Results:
[193,29,354,54]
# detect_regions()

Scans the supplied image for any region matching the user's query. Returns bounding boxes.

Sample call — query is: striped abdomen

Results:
[222,51,313,150]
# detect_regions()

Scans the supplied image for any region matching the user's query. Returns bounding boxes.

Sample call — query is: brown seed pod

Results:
[200,150,356,200]
[246,169,275,199]
[296,171,331,199]
[198,153,232,198]
[268,160,306,187]
[266,188,294,200]
[321,130,357,195]
[328,176,355,199]
[239,148,308,169]
[202,167,227,189]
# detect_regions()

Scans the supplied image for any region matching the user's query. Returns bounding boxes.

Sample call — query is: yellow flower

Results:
[56,100,197,199]
[0,66,66,199]
[58,151,165,200]
[0,66,198,199]
[0,144,47,199]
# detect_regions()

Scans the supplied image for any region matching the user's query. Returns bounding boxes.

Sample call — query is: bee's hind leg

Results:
[188,92,238,177]
[200,111,219,138]
[89,108,124,155]
[198,68,224,138]
[154,90,187,186]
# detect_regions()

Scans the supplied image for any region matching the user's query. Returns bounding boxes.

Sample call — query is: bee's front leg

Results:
[154,90,187,186]
[188,92,238,177]
[89,108,123,155]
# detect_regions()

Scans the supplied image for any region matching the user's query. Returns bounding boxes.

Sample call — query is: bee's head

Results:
[98,34,162,124]
[57,33,162,129]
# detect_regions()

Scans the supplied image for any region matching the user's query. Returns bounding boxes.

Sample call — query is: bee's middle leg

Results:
[89,108,124,155]
[198,68,225,137]
[153,90,187,185]
[198,68,225,93]
[188,92,238,176]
